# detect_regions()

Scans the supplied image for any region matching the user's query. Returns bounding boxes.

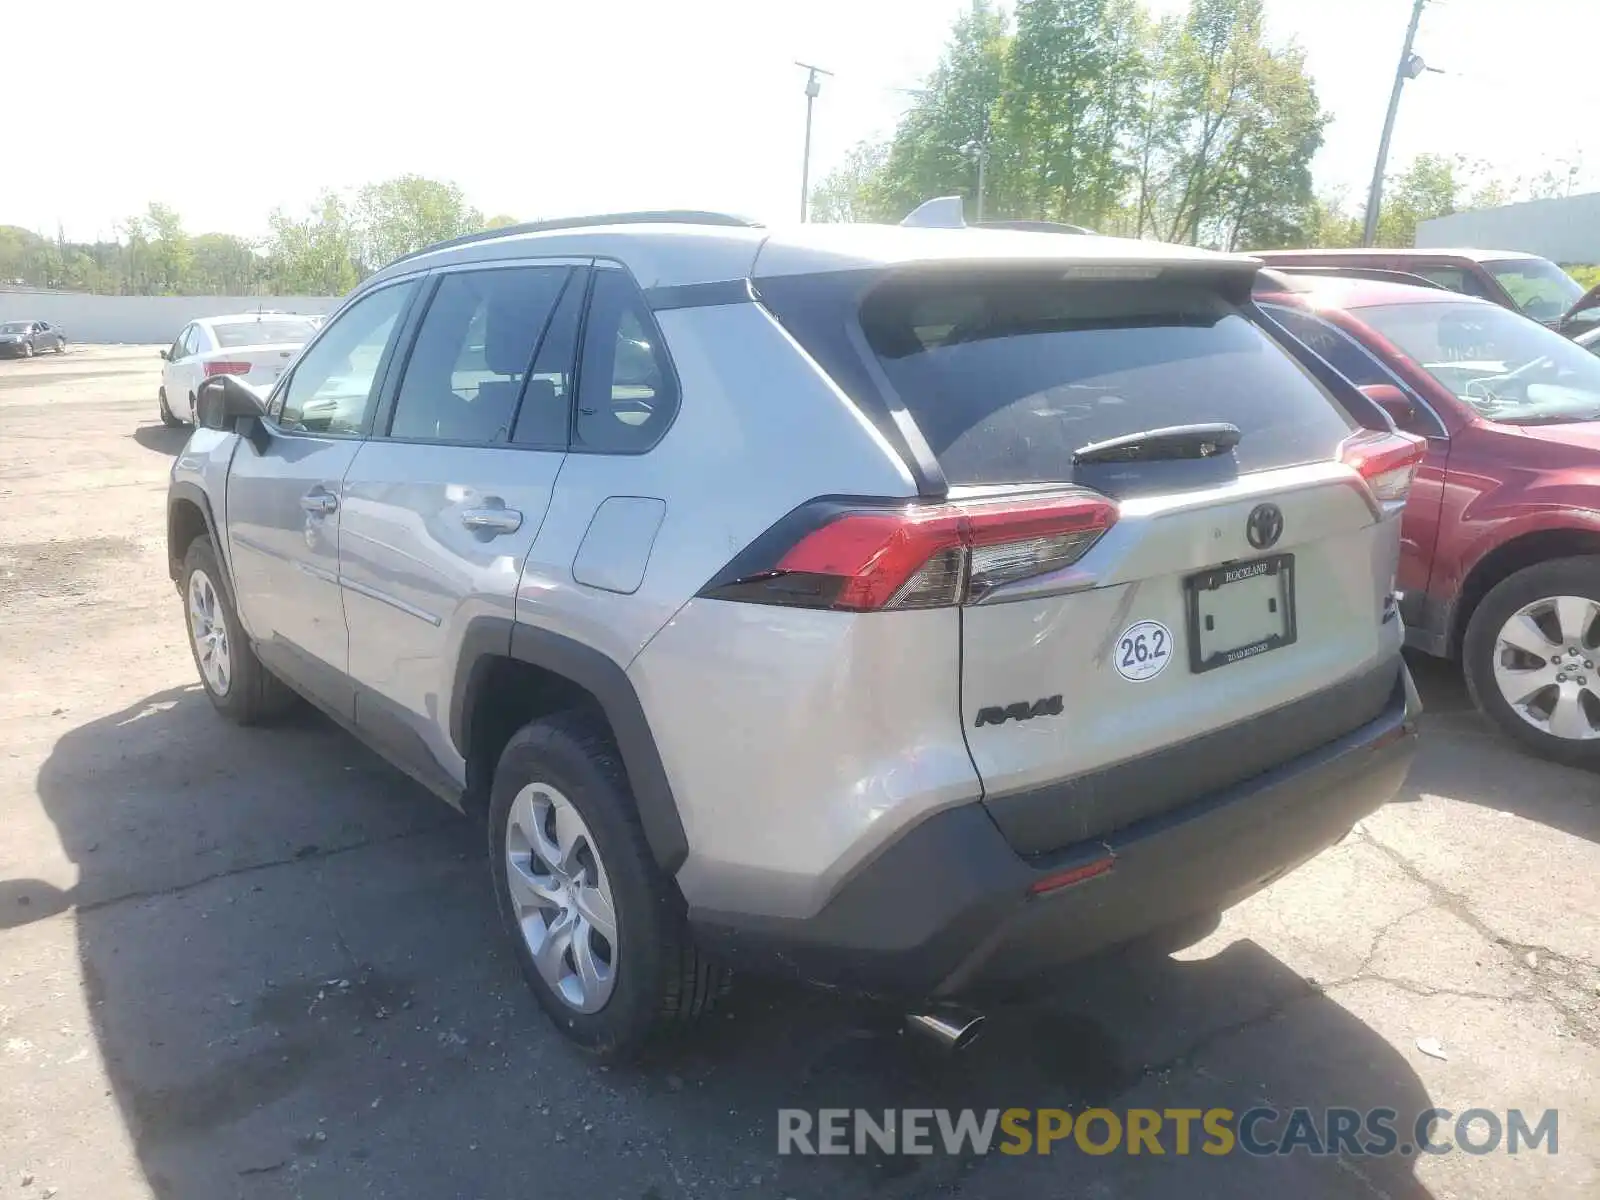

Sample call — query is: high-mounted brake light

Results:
[1339,429,1426,506]
[701,493,1118,612]
[204,360,253,377]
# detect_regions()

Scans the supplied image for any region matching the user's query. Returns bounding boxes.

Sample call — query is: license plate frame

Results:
[1185,553,1297,674]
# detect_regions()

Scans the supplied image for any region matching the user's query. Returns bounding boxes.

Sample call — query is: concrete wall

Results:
[0,291,341,345]
[1417,192,1600,263]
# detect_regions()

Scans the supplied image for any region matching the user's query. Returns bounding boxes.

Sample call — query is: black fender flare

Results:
[450,618,689,875]
[167,481,232,590]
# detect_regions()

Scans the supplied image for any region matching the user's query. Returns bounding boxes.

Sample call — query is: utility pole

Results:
[796,62,833,222]
[975,109,992,222]
[1363,0,1428,246]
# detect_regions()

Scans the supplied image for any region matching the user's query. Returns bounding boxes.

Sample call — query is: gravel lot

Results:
[1,345,1597,1199]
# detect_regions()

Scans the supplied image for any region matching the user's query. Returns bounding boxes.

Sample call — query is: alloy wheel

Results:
[187,568,232,696]
[1491,594,1600,740]
[503,783,619,1013]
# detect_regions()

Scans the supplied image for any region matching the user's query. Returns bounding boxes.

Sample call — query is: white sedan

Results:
[158,313,320,426]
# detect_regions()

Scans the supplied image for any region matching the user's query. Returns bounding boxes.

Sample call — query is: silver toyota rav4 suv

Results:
[168,211,1423,1057]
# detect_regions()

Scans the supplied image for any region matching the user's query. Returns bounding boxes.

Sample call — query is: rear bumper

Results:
[689,661,1421,1001]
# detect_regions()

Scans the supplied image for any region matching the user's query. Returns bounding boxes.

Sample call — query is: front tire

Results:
[158,387,182,428]
[20,340,33,358]
[488,712,726,1059]
[180,536,296,724]
[1463,556,1600,765]
[54,338,66,354]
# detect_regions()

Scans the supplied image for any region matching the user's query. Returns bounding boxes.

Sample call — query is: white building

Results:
[1417,192,1600,264]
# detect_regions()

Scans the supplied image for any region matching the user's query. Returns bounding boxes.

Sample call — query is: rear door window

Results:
[858,274,1355,487]
[386,266,571,445]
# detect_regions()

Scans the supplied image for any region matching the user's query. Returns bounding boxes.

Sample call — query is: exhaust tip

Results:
[906,1009,986,1052]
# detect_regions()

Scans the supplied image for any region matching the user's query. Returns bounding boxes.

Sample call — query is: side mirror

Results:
[159,348,168,360]
[196,374,266,437]
[1360,383,1415,429]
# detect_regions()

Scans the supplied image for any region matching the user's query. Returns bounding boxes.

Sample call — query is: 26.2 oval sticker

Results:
[1114,619,1173,682]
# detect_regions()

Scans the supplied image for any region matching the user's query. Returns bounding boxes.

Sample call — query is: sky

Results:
[2,0,1596,241]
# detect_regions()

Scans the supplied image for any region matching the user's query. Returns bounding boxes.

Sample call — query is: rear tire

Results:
[1463,555,1600,766]
[180,536,297,724]
[158,387,182,428]
[488,711,726,1060]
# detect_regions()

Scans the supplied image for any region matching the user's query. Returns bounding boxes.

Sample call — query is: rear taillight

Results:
[700,493,1117,612]
[1340,429,1426,506]
[204,360,252,377]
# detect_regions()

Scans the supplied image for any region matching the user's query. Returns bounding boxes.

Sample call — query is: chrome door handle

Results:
[300,491,338,514]
[460,506,523,534]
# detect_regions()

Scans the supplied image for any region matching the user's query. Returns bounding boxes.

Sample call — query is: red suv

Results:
[1254,248,1600,339]
[1256,272,1600,763]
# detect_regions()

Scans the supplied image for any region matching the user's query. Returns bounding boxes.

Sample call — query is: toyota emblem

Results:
[1246,503,1284,550]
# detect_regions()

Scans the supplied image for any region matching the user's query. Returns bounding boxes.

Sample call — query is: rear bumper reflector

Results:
[1027,855,1115,895]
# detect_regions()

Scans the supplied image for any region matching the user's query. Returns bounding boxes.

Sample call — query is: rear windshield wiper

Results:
[1072,423,1242,465]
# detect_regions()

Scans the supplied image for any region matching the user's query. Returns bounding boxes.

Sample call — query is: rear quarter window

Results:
[858,274,1355,487]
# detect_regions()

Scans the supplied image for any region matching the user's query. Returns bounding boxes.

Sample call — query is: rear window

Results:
[858,275,1354,486]
[212,318,317,348]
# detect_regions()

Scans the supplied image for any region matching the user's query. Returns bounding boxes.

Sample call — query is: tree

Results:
[996,0,1148,228]
[1210,41,1326,249]
[263,191,362,295]
[1305,193,1362,248]
[354,175,483,271]
[1524,166,1577,202]
[870,0,1011,221]
[811,143,893,223]
[0,226,54,287]
[817,0,1325,243]
[484,213,522,230]
[125,203,195,294]
[190,233,264,294]
[1374,153,1461,247]
[1134,0,1324,248]
[0,174,497,295]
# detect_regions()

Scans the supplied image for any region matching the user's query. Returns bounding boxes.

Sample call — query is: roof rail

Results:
[389,211,764,266]
[976,218,1096,236]
[1267,265,1451,290]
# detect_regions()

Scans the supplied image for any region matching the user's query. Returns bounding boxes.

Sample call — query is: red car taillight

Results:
[700,492,1118,611]
[1339,429,1426,505]
[204,360,253,377]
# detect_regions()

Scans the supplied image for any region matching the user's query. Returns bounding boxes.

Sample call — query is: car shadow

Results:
[32,686,1438,1199]
[133,423,190,455]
